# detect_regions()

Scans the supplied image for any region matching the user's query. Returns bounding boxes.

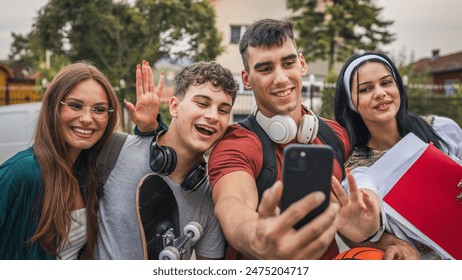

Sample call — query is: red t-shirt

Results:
[208,110,350,260]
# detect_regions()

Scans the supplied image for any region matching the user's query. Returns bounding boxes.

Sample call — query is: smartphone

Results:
[281,144,334,229]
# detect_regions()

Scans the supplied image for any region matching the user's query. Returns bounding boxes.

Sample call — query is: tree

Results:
[288,0,395,71]
[9,0,222,100]
[137,0,223,63]
[9,30,71,84]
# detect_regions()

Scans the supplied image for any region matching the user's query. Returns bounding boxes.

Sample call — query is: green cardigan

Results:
[0,147,54,259]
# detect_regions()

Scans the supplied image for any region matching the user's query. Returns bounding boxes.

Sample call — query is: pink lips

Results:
[373,101,392,111]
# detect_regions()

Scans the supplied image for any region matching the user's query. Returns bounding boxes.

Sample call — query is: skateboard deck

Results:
[136,173,203,260]
[136,173,180,259]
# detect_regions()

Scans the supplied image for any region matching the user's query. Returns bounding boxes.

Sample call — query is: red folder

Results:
[383,144,462,259]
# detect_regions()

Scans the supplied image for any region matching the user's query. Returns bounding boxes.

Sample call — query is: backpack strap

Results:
[97,131,129,185]
[239,114,277,201]
[317,118,346,180]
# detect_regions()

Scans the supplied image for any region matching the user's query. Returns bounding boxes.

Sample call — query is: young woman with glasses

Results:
[0,61,120,259]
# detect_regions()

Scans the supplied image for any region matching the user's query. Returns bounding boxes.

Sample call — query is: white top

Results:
[432,116,462,163]
[58,208,87,260]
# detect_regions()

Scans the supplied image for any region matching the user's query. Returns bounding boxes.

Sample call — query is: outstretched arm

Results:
[125,60,164,132]
[212,171,339,260]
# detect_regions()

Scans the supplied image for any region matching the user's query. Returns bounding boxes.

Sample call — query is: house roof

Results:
[413,50,462,75]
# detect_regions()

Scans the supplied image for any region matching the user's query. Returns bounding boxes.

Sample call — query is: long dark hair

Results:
[32,61,121,259]
[334,52,449,155]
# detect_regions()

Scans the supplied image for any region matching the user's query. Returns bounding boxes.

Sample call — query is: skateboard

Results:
[135,173,203,260]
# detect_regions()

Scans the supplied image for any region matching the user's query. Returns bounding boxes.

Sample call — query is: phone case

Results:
[281,144,334,229]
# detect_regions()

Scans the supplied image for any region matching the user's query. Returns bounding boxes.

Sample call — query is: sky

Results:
[376,0,462,61]
[1,0,461,62]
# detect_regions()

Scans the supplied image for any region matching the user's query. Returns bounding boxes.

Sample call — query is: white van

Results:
[0,102,41,164]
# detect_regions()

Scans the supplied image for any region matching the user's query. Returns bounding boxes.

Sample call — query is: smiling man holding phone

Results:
[207,18,350,260]
[207,18,421,260]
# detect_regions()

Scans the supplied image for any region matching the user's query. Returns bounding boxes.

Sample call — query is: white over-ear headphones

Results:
[254,107,319,144]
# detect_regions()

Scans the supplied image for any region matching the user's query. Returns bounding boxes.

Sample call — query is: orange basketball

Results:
[334,247,385,260]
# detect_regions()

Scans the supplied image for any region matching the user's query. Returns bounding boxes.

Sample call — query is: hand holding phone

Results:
[281,144,334,229]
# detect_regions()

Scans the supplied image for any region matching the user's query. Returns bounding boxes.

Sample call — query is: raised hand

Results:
[125,60,164,132]
[332,169,381,243]
[251,181,339,259]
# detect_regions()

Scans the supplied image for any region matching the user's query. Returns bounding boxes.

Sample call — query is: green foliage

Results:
[8,31,70,82]
[288,0,395,71]
[456,84,462,97]
[159,103,173,126]
[135,0,223,64]
[8,0,222,102]
[319,68,338,119]
[407,90,462,127]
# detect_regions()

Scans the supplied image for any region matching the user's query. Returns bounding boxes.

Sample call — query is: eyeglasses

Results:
[60,101,114,121]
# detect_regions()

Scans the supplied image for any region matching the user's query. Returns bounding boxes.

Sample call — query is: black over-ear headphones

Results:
[254,106,319,144]
[150,129,208,192]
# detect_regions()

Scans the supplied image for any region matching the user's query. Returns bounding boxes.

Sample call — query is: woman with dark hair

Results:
[333,52,462,259]
[0,62,121,259]
[335,52,461,163]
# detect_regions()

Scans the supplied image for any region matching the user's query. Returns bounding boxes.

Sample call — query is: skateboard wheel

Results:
[159,246,181,260]
[184,222,203,242]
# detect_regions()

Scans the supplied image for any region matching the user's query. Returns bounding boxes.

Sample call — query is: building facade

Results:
[411,49,462,95]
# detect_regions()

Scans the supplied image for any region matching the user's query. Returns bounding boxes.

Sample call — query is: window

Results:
[230,25,246,44]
